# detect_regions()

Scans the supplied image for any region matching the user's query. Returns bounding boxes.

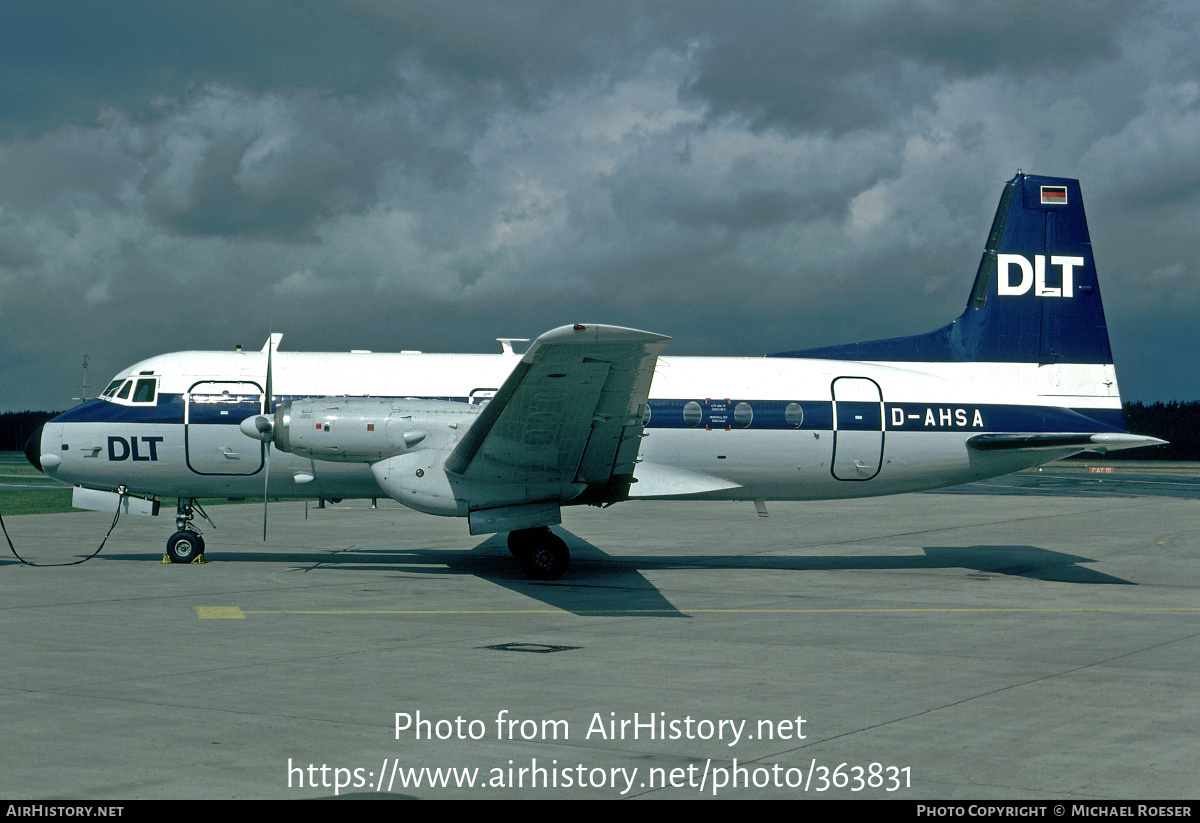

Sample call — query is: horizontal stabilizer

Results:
[967,433,1167,453]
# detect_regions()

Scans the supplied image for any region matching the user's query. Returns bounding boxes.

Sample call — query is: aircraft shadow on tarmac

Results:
[24,528,1132,616]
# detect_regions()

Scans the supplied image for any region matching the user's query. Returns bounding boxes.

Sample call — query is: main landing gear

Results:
[507,527,570,580]
[165,498,208,564]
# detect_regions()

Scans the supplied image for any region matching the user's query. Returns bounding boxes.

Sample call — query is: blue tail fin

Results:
[772,172,1113,365]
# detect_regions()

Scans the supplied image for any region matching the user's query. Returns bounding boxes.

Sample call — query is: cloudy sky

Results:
[2,0,1197,411]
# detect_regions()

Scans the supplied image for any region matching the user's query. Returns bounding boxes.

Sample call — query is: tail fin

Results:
[773,172,1113,365]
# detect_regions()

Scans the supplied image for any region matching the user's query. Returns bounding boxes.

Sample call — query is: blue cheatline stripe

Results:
[645,399,1124,433]
[51,394,1127,434]
[52,396,186,425]
[50,394,472,426]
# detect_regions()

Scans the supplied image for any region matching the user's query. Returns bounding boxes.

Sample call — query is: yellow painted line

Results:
[196,606,1200,618]
[195,606,246,619]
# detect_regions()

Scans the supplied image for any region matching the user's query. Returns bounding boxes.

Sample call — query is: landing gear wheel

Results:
[507,530,528,559]
[509,528,569,580]
[166,531,204,564]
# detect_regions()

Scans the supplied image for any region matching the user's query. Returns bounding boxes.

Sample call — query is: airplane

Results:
[24,172,1165,579]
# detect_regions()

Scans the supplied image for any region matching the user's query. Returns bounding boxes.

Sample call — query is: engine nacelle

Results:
[370,449,466,516]
[245,397,481,463]
[370,448,585,520]
[241,395,581,532]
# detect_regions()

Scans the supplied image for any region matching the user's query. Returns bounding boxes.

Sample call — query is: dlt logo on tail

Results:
[998,254,1084,298]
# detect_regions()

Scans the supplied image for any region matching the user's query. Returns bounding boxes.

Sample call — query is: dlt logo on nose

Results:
[997,254,1084,298]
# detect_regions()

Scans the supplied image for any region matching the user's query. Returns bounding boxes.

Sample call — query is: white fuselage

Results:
[39,347,1124,507]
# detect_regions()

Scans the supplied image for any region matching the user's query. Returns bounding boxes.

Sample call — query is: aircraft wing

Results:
[967,433,1166,453]
[445,324,670,502]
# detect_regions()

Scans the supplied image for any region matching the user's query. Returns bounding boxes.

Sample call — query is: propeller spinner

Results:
[239,413,275,442]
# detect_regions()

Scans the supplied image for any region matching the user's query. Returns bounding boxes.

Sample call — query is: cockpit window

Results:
[101,375,158,405]
[132,378,157,404]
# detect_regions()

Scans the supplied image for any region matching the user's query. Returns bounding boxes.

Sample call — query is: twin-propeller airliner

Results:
[25,173,1163,578]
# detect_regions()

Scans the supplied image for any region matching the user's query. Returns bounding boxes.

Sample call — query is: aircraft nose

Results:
[24,425,43,472]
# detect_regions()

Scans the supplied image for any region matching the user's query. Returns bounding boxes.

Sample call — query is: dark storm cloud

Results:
[0,0,401,138]
[0,0,666,140]
[686,1,1132,133]
[362,1,618,88]
[134,89,436,241]
[2,1,1199,410]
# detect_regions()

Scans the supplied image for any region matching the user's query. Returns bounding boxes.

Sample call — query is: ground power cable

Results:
[0,487,126,566]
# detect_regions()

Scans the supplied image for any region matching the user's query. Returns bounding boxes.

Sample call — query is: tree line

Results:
[1,410,59,453]
[1115,401,1200,461]
[2,403,1196,460]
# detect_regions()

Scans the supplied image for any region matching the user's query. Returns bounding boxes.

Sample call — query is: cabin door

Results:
[185,381,265,475]
[831,377,883,481]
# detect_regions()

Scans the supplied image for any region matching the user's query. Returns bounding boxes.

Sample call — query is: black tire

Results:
[514,529,569,580]
[507,526,552,558]
[507,528,536,559]
[166,531,203,564]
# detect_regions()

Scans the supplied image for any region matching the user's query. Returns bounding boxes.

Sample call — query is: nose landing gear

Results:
[165,498,211,564]
[166,530,205,563]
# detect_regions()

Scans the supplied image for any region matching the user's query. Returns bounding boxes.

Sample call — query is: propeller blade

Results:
[262,336,275,541]
[263,441,270,541]
[265,335,273,414]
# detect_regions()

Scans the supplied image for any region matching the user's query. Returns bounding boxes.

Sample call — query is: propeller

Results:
[262,335,274,540]
[238,334,282,540]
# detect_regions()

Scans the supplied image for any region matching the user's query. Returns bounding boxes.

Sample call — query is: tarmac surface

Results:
[2,466,1199,799]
